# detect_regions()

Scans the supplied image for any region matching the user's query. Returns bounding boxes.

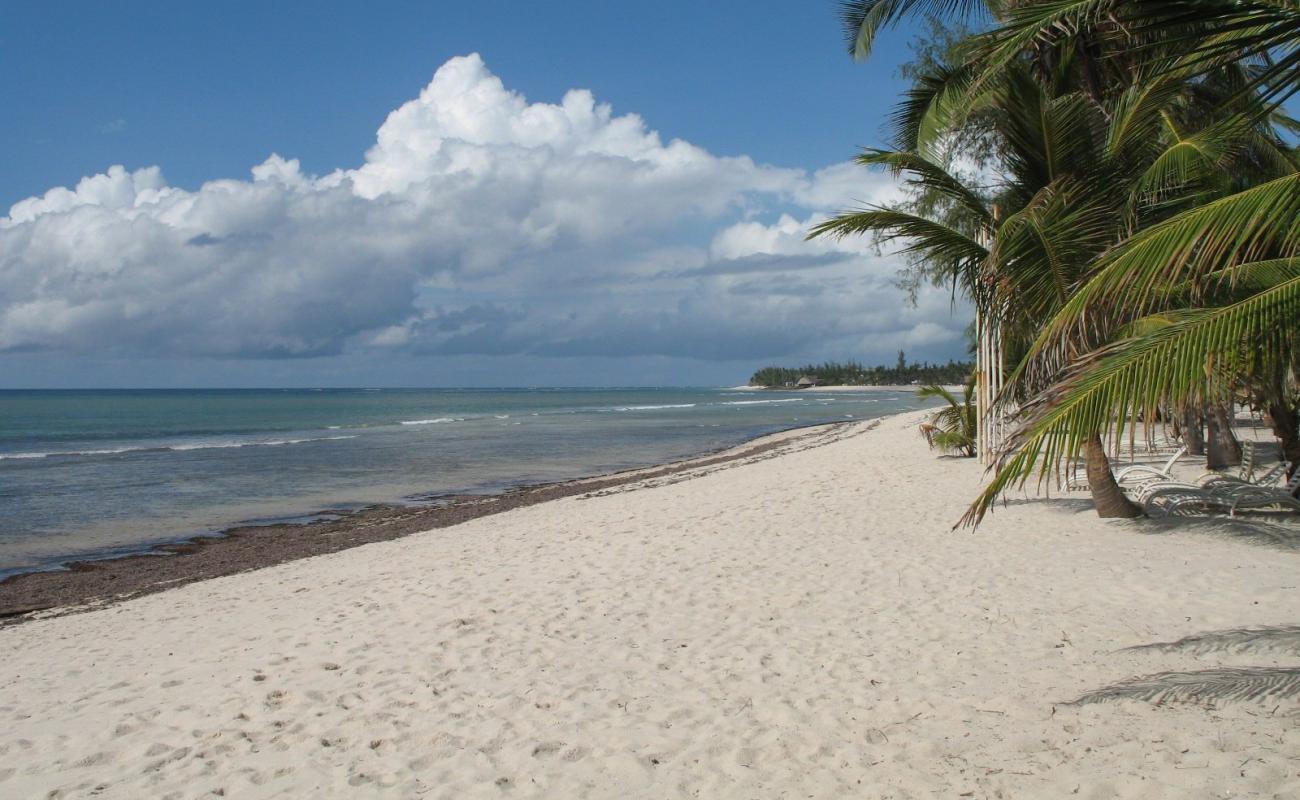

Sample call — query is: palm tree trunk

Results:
[1206,405,1242,469]
[1084,434,1142,518]
[1182,407,1205,456]
[1264,399,1300,494]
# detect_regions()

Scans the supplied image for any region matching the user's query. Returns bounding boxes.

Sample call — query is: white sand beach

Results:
[2,409,1297,799]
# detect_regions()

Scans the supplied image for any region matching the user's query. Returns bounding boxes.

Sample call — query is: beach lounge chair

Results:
[1145,469,1300,517]
[1064,445,1188,491]
[1199,461,1288,491]
[1129,441,1286,500]
[1161,489,1300,518]
[1124,471,1273,506]
[1114,446,1188,485]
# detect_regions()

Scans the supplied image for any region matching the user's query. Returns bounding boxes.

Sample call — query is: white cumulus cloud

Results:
[0,54,967,367]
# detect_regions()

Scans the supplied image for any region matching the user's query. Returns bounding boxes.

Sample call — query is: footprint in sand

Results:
[73,751,113,768]
[336,692,364,710]
[561,746,589,762]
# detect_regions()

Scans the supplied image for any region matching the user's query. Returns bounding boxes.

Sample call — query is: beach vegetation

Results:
[917,379,977,456]
[749,357,972,387]
[822,0,1300,524]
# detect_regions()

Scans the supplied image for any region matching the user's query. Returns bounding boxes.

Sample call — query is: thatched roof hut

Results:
[796,375,818,388]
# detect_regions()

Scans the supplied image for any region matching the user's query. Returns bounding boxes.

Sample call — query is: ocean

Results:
[0,387,934,577]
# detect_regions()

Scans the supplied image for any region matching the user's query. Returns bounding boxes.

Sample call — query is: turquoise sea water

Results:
[0,387,933,577]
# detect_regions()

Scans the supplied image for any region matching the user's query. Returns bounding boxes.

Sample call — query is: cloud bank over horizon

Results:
[0,54,968,380]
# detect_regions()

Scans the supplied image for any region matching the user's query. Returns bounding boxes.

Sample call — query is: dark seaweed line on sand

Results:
[0,419,871,625]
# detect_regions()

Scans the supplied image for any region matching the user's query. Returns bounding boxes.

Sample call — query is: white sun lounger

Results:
[1145,469,1300,517]
[1114,446,1189,485]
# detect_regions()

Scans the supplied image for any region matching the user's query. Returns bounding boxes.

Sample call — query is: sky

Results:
[0,1,972,388]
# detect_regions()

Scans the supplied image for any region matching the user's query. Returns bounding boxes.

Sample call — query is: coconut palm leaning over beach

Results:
[958,1,1300,524]
[820,0,1299,523]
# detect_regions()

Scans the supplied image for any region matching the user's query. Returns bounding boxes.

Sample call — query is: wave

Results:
[0,435,357,461]
[719,398,804,406]
[399,417,463,425]
[170,436,357,450]
[611,403,697,411]
[0,447,139,460]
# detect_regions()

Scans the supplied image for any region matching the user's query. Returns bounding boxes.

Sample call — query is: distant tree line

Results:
[750,352,973,387]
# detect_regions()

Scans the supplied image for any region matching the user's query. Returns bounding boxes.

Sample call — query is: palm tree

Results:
[918,380,978,456]
[811,61,1174,518]
[964,174,1300,523]
[825,0,1298,522]
[950,4,1300,523]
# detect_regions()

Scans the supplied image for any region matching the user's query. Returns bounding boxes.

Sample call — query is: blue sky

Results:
[0,1,969,388]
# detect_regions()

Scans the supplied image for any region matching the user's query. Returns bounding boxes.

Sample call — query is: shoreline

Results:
[0,419,864,623]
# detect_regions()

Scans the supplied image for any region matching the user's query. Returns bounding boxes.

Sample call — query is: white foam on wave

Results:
[612,404,697,411]
[399,417,464,426]
[0,435,359,461]
[720,398,803,406]
[170,435,357,450]
[0,447,141,460]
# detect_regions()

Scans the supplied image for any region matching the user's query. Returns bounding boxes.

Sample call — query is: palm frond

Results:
[857,149,993,225]
[840,0,989,61]
[1243,129,1300,178]
[1016,175,1300,381]
[809,208,990,299]
[997,74,1105,189]
[930,405,970,429]
[1203,257,1300,292]
[1106,73,1188,159]
[1131,113,1249,203]
[930,428,976,454]
[977,0,1300,103]
[917,383,964,406]
[890,60,983,154]
[988,179,1115,320]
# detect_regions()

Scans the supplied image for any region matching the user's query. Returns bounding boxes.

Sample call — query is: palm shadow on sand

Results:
[997,495,1300,549]
[1069,625,1300,708]
[995,496,1097,514]
[1136,515,1300,552]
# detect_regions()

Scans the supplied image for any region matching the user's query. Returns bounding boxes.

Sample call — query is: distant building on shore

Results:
[796,375,819,388]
